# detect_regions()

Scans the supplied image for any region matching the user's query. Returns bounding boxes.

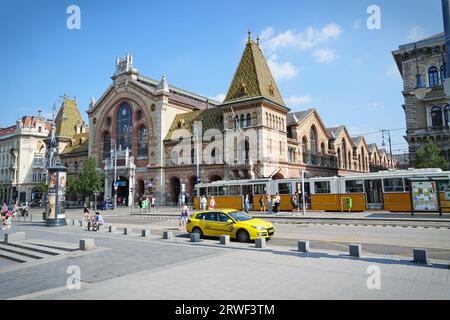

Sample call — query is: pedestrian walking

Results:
[201,195,207,210]
[259,195,266,213]
[244,194,250,213]
[291,192,298,214]
[273,193,280,213]
[138,197,143,213]
[150,195,156,213]
[267,195,273,215]
[179,205,190,229]
[209,196,216,210]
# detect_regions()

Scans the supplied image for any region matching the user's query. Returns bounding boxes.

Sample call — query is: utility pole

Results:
[382,129,393,167]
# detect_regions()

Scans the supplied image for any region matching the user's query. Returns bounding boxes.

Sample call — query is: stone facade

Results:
[0,116,51,203]
[393,32,450,169]
[88,37,394,206]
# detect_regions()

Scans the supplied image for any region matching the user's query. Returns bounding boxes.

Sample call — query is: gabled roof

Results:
[164,107,224,141]
[223,37,285,106]
[55,97,84,138]
[287,109,314,125]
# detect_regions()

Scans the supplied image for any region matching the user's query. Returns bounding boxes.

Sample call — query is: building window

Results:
[117,102,132,151]
[74,161,78,172]
[233,115,239,129]
[428,67,440,87]
[431,106,443,127]
[440,65,447,82]
[137,126,148,157]
[240,114,245,128]
[246,113,251,127]
[103,132,111,160]
[310,126,318,155]
[444,105,450,126]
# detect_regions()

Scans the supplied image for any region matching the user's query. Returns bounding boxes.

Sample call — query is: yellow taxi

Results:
[186,209,275,242]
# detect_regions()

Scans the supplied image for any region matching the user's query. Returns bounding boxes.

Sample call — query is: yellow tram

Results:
[194,169,450,213]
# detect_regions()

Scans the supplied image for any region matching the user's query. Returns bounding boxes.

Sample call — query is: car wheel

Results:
[192,227,203,239]
[236,229,250,243]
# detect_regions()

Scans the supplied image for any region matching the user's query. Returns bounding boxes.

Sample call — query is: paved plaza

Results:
[0,220,449,300]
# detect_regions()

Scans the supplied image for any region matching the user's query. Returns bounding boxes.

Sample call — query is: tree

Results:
[66,175,79,197]
[37,179,47,193]
[77,157,103,205]
[415,140,448,170]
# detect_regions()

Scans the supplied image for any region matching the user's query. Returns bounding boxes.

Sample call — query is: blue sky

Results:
[0,0,441,154]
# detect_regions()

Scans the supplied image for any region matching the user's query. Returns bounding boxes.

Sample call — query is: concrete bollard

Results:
[413,248,428,264]
[255,238,266,248]
[123,227,132,235]
[141,229,150,237]
[349,244,362,258]
[190,233,200,242]
[79,239,95,251]
[220,235,230,245]
[163,231,172,239]
[109,225,116,233]
[79,220,83,227]
[4,232,26,243]
[298,240,310,253]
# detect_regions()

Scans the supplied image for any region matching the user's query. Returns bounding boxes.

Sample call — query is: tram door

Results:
[242,185,254,209]
[364,179,383,210]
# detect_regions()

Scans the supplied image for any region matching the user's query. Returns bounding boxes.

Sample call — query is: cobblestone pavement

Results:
[0,223,449,300]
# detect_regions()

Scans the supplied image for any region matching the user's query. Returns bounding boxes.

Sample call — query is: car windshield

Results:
[227,211,252,222]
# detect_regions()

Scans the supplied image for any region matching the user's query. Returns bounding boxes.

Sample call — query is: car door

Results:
[214,212,234,236]
[203,212,218,237]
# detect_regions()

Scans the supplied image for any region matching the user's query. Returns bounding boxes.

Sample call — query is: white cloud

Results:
[285,95,312,107]
[261,23,342,53]
[267,55,299,81]
[313,48,337,63]
[407,26,426,42]
[210,93,226,102]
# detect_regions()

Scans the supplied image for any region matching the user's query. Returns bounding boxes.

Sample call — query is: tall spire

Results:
[223,33,285,106]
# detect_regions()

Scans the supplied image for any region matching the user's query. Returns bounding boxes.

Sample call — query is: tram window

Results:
[383,178,404,192]
[404,178,411,192]
[314,181,331,194]
[437,180,450,192]
[253,184,266,195]
[229,185,241,196]
[208,186,218,196]
[218,186,228,196]
[199,188,206,196]
[345,180,364,193]
[278,183,292,195]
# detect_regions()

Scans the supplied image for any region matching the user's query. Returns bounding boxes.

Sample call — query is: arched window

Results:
[246,113,251,127]
[428,67,440,87]
[337,148,341,168]
[191,148,195,165]
[265,113,269,127]
[240,114,245,128]
[342,139,347,169]
[233,115,239,129]
[444,105,450,126]
[211,148,217,164]
[103,132,111,160]
[117,102,132,151]
[302,136,309,164]
[431,106,443,127]
[310,126,318,155]
[441,65,447,82]
[137,126,148,157]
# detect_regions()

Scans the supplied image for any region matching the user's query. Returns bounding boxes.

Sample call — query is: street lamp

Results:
[410,44,432,101]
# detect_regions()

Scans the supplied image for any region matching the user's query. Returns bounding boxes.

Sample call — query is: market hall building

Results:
[87,34,394,207]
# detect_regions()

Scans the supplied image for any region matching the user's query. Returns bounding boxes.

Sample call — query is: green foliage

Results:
[37,179,47,193]
[77,157,103,200]
[66,175,79,196]
[415,140,448,171]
